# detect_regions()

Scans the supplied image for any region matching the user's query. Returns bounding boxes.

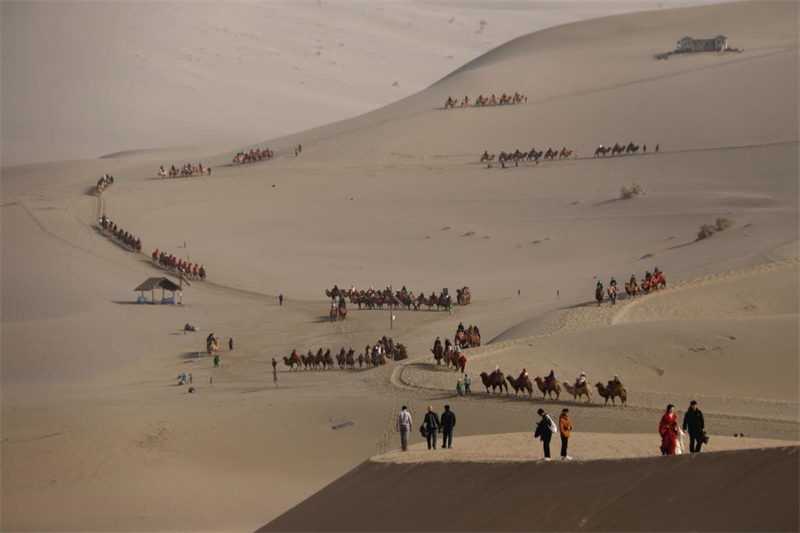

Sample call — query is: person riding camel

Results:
[609,277,617,288]
[493,364,501,376]
[545,369,557,387]
[518,367,529,383]
[444,339,452,351]
[645,271,652,282]
[338,298,346,308]
[608,375,621,392]
[576,372,587,387]
[458,322,464,332]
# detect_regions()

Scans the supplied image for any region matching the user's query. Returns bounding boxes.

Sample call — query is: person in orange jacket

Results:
[559,408,574,460]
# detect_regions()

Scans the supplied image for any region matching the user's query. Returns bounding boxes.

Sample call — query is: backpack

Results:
[419,424,428,438]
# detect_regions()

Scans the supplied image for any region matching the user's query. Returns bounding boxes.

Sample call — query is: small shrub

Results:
[697,217,734,241]
[620,182,645,200]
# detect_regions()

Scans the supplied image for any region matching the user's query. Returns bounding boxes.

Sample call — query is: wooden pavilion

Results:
[134,277,183,304]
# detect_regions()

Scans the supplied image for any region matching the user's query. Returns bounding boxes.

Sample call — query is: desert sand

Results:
[1,0,799,531]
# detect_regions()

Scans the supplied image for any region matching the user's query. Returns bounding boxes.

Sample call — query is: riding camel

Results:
[607,285,618,306]
[625,279,639,298]
[626,142,640,154]
[480,371,509,395]
[431,344,444,365]
[466,327,481,348]
[455,330,468,349]
[559,148,573,160]
[445,97,457,109]
[206,337,219,356]
[336,348,347,369]
[345,350,356,369]
[594,146,612,157]
[563,382,592,403]
[534,376,561,400]
[611,143,625,156]
[394,345,409,361]
[480,151,496,163]
[595,382,628,406]
[506,375,534,397]
[329,307,339,322]
[283,351,302,371]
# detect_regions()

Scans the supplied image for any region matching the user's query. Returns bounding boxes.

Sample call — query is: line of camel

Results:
[445,93,527,108]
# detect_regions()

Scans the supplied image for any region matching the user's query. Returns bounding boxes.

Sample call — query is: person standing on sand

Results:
[424,406,441,450]
[279,294,283,306]
[229,337,234,351]
[456,380,463,397]
[535,408,557,461]
[440,405,456,449]
[559,408,573,460]
[464,374,472,394]
[659,404,679,455]
[396,406,412,451]
[683,400,706,453]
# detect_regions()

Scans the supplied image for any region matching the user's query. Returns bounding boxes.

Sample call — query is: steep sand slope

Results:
[260,446,800,532]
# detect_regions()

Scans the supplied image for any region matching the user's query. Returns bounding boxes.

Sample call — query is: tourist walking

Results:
[441,405,456,449]
[396,406,412,451]
[213,354,220,368]
[229,337,234,351]
[464,374,471,394]
[424,406,441,450]
[279,294,283,306]
[559,408,573,460]
[659,404,679,455]
[535,409,557,461]
[456,379,463,397]
[682,400,706,453]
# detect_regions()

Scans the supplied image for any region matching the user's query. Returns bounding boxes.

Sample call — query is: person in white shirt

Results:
[395,406,413,451]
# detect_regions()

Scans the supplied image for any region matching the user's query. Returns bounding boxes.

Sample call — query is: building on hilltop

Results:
[676,35,728,53]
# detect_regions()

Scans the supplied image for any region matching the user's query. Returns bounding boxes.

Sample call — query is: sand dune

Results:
[1,1,798,531]
[261,446,800,532]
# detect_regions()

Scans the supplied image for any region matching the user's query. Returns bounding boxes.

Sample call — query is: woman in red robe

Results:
[659,404,679,455]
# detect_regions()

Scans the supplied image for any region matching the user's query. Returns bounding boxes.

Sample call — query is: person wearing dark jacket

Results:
[535,408,557,460]
[682,400,705,453]
[424,406,441,450]
[440,405,456,449]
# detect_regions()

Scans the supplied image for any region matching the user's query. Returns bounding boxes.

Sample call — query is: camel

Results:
[345,349,355,369]
[461,97,472,107]
[544,148,557,160]
[336,348,347,369]
[431,344,444,365]
[394,345,408,361]
[607,285,618,306]
[625,280,639,298]
[626,142,640,154]
[594,146,612,157]
[563,381,592,403]
[283,351,301,371]
[206,337,219,355]
[329,307,338,322]
[611,143,625,156]
[455,330,467,349]
[445,97,457,109]
[534,376,561,400]
[595,382,627,406]
[480,151,496,163]
[506,375,534,397]
[466,327,481,348]
[480,371,509,395]
[559,148,573,160]
[338,306,347,321]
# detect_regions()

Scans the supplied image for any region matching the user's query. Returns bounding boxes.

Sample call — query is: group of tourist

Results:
[158,163,211,178]
[594,141,659,157]
[445,92,527,108]
[95,174,114,193]
[596,266,667,305]
[99,215,141,252]
[396,400,706,460]
[151,249,206,280]
[232,148,273,165]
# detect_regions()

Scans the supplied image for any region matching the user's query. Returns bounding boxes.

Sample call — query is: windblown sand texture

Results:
[1,1,798,531]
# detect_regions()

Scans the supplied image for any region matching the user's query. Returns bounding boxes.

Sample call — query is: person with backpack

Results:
[535,408,557,461]
[423,406,441,450]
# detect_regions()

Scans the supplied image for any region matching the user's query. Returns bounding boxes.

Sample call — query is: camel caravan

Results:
[445,92,527,109]
[594,141,658,157]
[151,249,206,281]
[282,338,408,371]
[95,174,115,194]
[232,148,273,165]
[480,147,576,168]
[158,163,211,178]
[325,285,471,312]
[595,267,667,307]
[484,367,628,406]
[98,215,141,252]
